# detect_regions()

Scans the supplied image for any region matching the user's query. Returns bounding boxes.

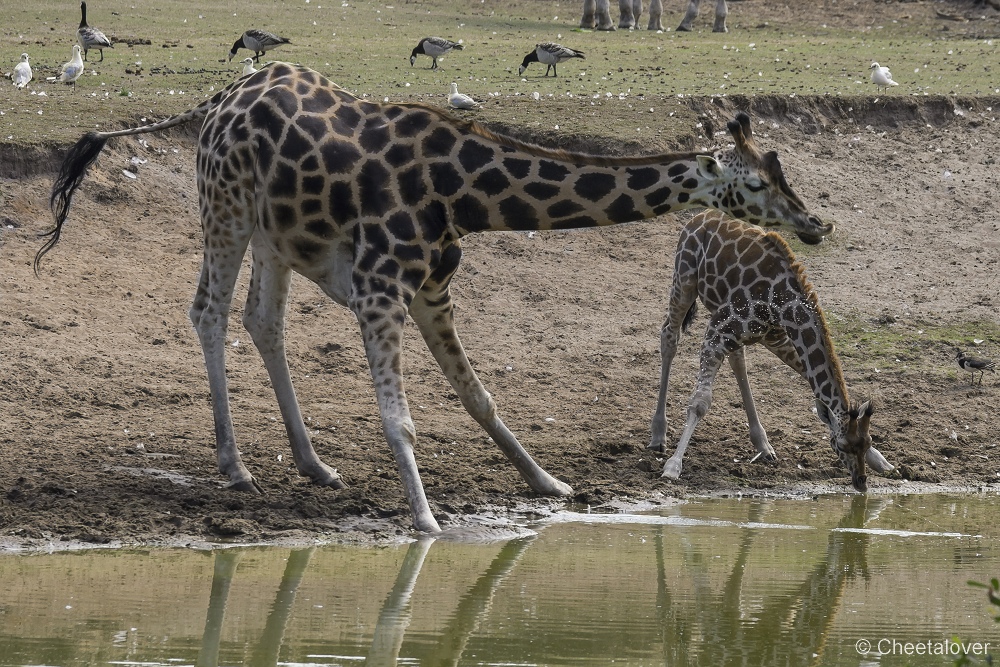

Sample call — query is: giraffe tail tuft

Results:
[37,131,109,275]
[681,301,699,332]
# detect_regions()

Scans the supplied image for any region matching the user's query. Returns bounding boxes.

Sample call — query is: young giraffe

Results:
[649,210,894,491]
[41,63,832,533]
[581,0,727,32]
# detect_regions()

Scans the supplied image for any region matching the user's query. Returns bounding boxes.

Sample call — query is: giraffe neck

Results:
[440,133,718,235]
[778,287,852,423]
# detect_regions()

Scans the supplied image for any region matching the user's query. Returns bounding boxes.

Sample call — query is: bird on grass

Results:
[519,42,585,77]
[409,37,463,69]
[77,2,113,62]
[448,82,479,110]
[12,53,32,89]
[956,350,995,386]
[228,29,290,62]
[870,62,898,92]
[241,57,257,76]
[50,45,84,90]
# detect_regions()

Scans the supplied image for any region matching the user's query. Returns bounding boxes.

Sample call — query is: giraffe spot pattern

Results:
[574,172,617,202]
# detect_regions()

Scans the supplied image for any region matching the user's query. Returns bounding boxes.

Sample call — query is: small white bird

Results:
[869,62,898,92]
[77,2,113,62]
[519,42,585,77]
[12,53,32,89]
[228,29,290,62]
[448,82,479,110]
[410,37,464,70]
[58,45,85,90]
[241,57,257,76]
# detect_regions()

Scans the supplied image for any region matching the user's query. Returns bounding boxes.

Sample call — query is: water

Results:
[1,493,998,666]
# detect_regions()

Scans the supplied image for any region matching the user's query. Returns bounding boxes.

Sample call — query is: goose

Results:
[12,53,32,89]
[77,2,113,62]
[228,29,290,62]
[57,45,85,90]
[410,37,463,69]
[448,82,479,110]
[241,57,257,76]
[956,350,995,386]
[869,62,898,92]
[518,42,585,77]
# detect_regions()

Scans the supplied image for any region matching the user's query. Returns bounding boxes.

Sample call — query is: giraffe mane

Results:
[389,100,714,167]
[759,229,851,403]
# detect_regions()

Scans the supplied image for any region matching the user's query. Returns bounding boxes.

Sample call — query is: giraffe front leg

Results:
[676,0,700,31]
[649,311,686,454]
[713,0,729,32]
[242,243,344,488]
[617,0,639,29]
[580,0,598,28]
[662,341,725,479]
[727,347,776,461]
[594,0,617,30]
[409,289,573,498]
[353,295,440,533]
[189,240,260,493]
[646,0,664,30]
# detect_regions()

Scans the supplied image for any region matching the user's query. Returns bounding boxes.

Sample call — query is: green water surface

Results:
[2,493,998,666]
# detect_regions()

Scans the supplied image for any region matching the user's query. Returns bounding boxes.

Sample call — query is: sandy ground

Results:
[2,14,1000,547]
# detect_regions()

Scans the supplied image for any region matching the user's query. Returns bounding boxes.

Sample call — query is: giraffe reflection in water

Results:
[194,536,533,666]
[654,494,887,666]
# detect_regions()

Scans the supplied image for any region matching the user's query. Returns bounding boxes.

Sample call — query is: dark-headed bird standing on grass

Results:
[518,42,585,77]
[409,37,463,69]
[956,350,995,386]
[228,29,291,63]
[77,2,113,62]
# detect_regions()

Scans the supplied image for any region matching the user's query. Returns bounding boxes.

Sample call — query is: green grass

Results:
[2,0,999,145]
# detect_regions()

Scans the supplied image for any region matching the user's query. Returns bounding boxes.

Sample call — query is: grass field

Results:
[2,0,999,146]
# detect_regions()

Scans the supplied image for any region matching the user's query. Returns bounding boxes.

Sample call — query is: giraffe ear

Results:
[696,154,723,177]
[815,400,834,428]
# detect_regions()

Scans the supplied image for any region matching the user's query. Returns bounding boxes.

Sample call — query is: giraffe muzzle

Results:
[795,216,835,245]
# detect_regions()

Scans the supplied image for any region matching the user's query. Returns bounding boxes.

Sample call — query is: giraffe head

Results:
[817,399,874,492]
[699,112,833,245]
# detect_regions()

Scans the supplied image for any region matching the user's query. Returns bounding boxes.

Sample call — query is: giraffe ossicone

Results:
[41,63,831,533]
[649,210,894,492]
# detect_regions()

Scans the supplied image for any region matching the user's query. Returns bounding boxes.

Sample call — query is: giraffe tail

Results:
[38,131,110,274]
[37,72,255,275]
[681,302,699,333]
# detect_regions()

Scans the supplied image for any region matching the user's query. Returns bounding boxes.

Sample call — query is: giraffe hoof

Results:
[314,475,347,490]
[226,477,263,494]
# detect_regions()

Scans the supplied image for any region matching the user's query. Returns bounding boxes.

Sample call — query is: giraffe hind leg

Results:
[727,347,776,461]
[409,288,572,498]
[648,289,697,454]
[189,208,259,492]
[242,239,344,488]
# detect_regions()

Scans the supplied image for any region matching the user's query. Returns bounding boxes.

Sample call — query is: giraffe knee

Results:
[687,388,713,419]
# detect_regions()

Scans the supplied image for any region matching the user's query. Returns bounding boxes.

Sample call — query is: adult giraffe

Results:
[580,0,728,32]
[40,63,830,533]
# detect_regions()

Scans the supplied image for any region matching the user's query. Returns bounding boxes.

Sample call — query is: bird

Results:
[956,350,995,386]
[409,37,463,70]
[11,53,32,89]
[77,2,113,62]
[869,62,898,92]
[448,82,479,110]
[241,57,257,76]
[56,45,85,90]
[518,42,585,77]
[228,29,290,62]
